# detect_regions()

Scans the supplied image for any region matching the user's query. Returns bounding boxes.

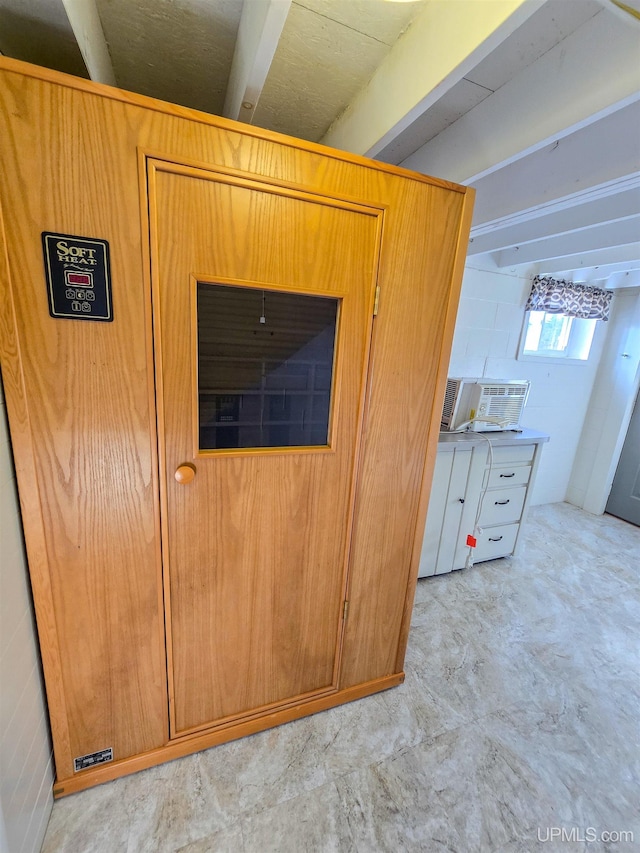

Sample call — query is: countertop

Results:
[436,427,550,452]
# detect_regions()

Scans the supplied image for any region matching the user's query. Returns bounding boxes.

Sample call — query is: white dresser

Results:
[418,429,549,578]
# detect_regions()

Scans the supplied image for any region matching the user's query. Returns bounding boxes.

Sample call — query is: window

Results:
[519,275,611,364]
[519,310,597,362]
[197,283,339,451]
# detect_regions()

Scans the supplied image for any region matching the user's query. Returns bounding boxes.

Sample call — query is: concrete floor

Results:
[42,502,639,852]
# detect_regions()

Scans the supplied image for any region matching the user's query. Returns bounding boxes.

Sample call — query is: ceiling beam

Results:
[402,7,640,184]
[223,0,291,124]
[61,0,115,86]
[468,187,640,256]
[320,0,541,157]
[592,271,640,290]
[538,267,640,289]
[535,244,640,276]
[575,267,640,288]
[471,174,640,239]
[495,217,640,267]
[470,102,640,227]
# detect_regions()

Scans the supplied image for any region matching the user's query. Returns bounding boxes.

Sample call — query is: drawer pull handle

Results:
[458,498,465,504]
[500,473,515,478]
[495,499,510,505]
[488,535,503,542]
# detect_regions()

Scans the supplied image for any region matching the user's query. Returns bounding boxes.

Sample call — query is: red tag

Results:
[466,534,477,548]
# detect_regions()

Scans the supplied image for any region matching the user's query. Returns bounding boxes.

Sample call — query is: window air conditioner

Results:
[441,378,530,432]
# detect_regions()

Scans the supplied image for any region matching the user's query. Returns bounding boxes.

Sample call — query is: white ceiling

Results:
[1,0,638,289]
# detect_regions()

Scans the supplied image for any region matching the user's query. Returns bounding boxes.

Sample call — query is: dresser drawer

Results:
[474,523,519,562]
[490,444,535,465]
[479,485,526,526]
[484,464,531,489]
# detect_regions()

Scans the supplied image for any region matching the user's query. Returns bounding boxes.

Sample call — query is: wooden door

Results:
[148,160,383,736]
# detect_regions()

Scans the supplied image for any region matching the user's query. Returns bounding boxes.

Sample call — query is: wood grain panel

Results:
[394,186,475,672]
[339,179,470,688]
[149,163,382,733]
[0,198,74,775]
[0,56,473,791]
[0,68,167,779]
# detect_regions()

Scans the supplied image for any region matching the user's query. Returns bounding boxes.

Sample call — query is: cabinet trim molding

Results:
[51,672,404,798]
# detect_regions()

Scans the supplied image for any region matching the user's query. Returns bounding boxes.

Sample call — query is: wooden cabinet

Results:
[0,57,473,796]
[418,430,549,578]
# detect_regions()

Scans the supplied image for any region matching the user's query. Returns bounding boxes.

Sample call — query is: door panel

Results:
[606,389,640,526]
[148,161,382,735]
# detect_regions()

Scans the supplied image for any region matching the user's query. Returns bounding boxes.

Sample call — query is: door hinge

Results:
[373,285,381,316]
[342,600,349,620]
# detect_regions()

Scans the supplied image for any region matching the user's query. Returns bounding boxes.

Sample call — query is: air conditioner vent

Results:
[482,384,528,397]
[486,395,528,421]
[442,379,458,421]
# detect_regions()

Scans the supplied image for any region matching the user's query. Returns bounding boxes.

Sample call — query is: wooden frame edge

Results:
[0,55,466,196]
[147,157,388,216]
[144,158,178,738]
[332,207,385,690]
[0,194,72,775]
[136,149,171,748]
[52,672,404,798]
[394,186,476,672]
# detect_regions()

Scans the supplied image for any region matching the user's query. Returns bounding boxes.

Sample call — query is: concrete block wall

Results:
[447,263,606,505]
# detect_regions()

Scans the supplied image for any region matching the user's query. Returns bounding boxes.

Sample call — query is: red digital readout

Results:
[67,273,92,286]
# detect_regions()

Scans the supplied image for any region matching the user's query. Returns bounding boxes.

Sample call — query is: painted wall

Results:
[447,261,608,505]
[567,288,640,514]
[0,378,53,853]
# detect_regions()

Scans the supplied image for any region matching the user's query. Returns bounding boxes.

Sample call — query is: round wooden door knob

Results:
[175,463,196,484]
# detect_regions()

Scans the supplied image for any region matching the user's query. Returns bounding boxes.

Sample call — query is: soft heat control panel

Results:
[42,232,113,321]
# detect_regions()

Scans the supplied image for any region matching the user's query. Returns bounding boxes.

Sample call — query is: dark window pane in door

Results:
[197,283,339,450]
